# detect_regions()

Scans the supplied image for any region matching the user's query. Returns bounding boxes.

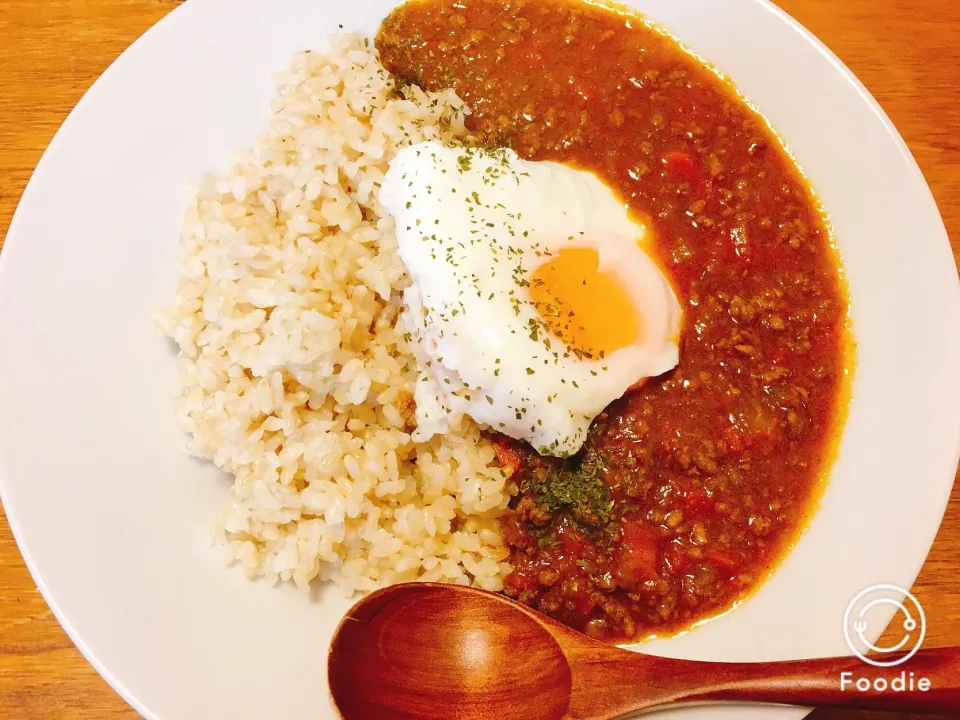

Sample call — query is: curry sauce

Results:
[378,0,851,641]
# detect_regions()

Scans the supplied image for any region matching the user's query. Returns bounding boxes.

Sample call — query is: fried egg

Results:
[381,141,681,457]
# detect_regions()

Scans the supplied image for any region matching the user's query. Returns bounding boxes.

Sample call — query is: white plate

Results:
[0,0,958,718]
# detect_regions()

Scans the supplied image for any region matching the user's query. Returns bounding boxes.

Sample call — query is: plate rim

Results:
[0,1,957,719]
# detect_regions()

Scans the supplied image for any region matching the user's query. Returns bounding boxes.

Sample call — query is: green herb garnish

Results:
[530,445,614,532]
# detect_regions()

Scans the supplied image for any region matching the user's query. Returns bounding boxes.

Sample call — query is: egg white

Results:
[381,141,681,457]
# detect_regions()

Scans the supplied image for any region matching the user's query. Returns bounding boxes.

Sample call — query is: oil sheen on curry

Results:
[377,0,851,642]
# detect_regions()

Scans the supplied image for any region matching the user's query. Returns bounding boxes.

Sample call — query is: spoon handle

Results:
[686,646,960,714]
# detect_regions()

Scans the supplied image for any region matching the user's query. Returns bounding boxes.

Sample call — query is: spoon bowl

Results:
[329,583,572,719]
[328,583,960,719]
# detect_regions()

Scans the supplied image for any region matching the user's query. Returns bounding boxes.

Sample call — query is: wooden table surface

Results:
[0,1,957,718]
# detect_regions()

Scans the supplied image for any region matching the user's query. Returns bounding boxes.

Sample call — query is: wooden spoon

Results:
[328,582,960,719]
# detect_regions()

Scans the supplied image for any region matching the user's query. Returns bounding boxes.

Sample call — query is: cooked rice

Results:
[155,34,512,595]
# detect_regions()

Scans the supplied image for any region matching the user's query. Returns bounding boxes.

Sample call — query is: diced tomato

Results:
[492,436,524,476]
[664,539,690,575]
[504,569,536,593]
[722,426,745,454]
[560,578,597,616]
[615,520,660,588]
[705,549,738,573]
[503,555,539,593]
[556,523,586,557]
[562,538,585,558]
[683,489,712,518]
[663,151,699,182]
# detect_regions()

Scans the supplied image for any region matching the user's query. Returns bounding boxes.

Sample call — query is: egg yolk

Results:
[530,246,642,358]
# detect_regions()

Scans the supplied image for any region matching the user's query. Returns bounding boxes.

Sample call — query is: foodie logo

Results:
[843,584,926,667]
